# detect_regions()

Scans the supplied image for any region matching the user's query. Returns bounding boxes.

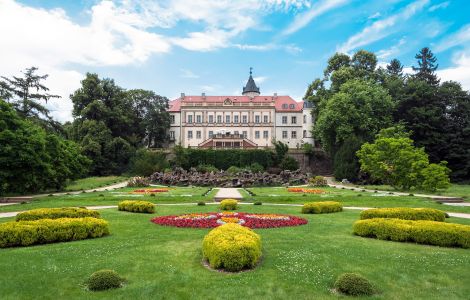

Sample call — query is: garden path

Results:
[1,203,469,219]
[213,188,243,201]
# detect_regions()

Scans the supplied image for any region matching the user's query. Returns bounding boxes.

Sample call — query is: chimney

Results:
[181,92,185,98]
[202,92,206,99]
[274,92,278,97]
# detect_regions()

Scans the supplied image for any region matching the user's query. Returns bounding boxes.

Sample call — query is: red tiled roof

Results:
[168,95,303,112]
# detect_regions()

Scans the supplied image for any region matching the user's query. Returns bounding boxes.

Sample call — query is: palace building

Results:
[168,70,314,149]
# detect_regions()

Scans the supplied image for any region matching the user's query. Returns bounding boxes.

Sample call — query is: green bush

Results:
[334,273,375,296]
[254,201,262,205]
[226,166,241,174]
[197,201,206,206]
[360,208,446,222]
[301,201,343,214]
[129,148,169,176]
[16,207,100,221]
[0,217,109,248]
[353,218,470,248]
[118,200,155,213]
[309,176,328,187]
[279,156,299,171]
[202,223,262,272]
[248,163,264,173]
[196,164,219,173]
[86,269,125,291]
[219,199,238,211]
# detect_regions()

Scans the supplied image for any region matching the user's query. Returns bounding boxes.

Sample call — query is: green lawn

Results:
[64,176,128,191]
[358,183,470,199]
[1,205,469,299]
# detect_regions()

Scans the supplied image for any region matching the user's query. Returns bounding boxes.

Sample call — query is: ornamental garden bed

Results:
[151,212,307,229]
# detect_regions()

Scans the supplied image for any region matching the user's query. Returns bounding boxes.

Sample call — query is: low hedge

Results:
[118,200,155,213]
[219,199,238,211]
[0,217,109,248]
[202,223,261,272]
[353,218,470,248]
[16,207,100,221]
[360,207,446,222]
[334,273,375,296]
[301,201,343,214]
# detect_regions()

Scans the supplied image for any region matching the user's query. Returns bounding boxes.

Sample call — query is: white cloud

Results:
[368,12,381,19]
[429,1,450,12]
[376,37,406,59]
[281,0,349,36]
[337,0,429,53]
[435,23,470,52]
[437,51,470,91]
[253,76,268,84]
[233,43,302,54]
[180,69,199,79]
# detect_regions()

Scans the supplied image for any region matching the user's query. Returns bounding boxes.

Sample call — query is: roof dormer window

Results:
[289,104,295,109]
[282,104,288,109]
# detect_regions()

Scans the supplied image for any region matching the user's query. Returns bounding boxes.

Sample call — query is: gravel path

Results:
[213,188,243,200]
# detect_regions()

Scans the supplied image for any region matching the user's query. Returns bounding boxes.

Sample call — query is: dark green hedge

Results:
[174,148,274,170]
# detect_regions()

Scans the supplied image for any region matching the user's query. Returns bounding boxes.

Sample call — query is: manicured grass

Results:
[359,183,470,199]
[64,176,128,191]
[1,205,469,299]
[244,187,470,214]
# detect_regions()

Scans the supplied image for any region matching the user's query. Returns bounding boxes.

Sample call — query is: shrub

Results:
[309,176,328,187]
[360,208,446,222]
[16,207,100,221]
[226,166,241,174]
[202,223,262,272]
[129,148,169,176]
[279,156,299,171]
[249,163,264,173]
[197,201,206,206]
[127,176,150,187]
[118,200,155,213]
[0,217,109,248]
[196,164,218,173]
[254,202,262,205]
[86,269,124,291]
[219,199,238,211]
[301,201,343,214]
[334,273,375,296]
[353,218,470,248]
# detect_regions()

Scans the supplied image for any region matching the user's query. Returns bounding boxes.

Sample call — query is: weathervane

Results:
[249,67,253,76]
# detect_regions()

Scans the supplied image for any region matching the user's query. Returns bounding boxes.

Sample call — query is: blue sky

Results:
[1,0,469,122]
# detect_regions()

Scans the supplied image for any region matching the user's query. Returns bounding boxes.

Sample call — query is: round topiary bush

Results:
[334,273,374,296]
[219,199,238,211]
[197,201,206,206]
[202,223,261,272]
[85,269,124,291]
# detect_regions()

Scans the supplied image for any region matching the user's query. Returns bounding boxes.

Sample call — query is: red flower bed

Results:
[132,188,169,193]
[151,212,308,229]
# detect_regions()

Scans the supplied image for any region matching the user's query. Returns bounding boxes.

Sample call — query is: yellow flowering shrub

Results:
[353,218,470,248]
[202,223,262,271]
[219,199,238,211]
[16,207,100,221]
[360,207,446,222]
[118,200,155,213]
[0,217,109,248]
[301,201,343,214]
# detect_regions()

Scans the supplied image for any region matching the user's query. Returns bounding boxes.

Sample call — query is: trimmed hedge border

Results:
[0,217,109,248]
[301,201,343,214]
[202,223,262,272]
[219,199,238,211]
[118,200,155,213]
[360,207,446,222]
[353,218,470,248]
[16,207,100,221]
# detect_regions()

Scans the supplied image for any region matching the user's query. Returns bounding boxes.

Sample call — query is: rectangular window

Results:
[242,115,248,123]
[170,115,175,124]
[255,115,260,123]
[208,131,213,138]
[226,115,230,123]
[234,115,239,123]
[263,115,268,123]
[282,116,287,124]
[291,131,297,139]
[291,116,297,124]
[217,115,222,123]
[188,130,193,139]
[282,131,288,139]
[303,115,306,124]
[196,131,201,139]
[208,115,214,123]
[255,131,260,139]
[263,131,268,139]
[242,131,247,138]
[196,115,201,123]
[289,104,295,109]
[187,115,193,123]
[303,130,307,138]
[169,131,175,140]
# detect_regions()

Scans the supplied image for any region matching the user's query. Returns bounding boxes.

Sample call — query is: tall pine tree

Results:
[412,47,440,85]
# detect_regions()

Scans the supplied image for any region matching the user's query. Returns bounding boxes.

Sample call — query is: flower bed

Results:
[151,212,307,229]
[132,188,169,194]
[287,188,326,194]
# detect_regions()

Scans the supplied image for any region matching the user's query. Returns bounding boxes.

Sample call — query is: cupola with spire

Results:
[242,67,260,97]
